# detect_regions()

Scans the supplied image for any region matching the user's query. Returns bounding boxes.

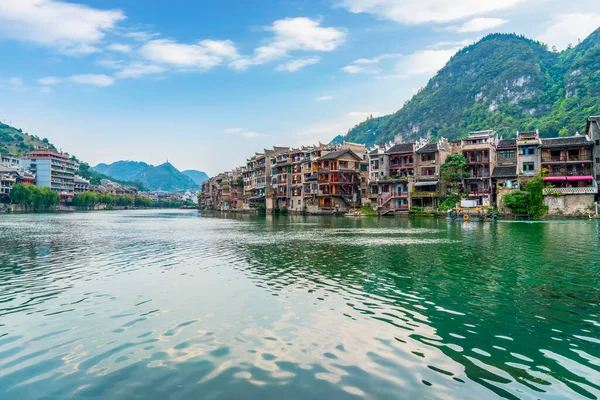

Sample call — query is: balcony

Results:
[467,158,490,164]
[543,187,598,195]
[467,189,492,197]
[542,155,592,163]
[412,191,439,198]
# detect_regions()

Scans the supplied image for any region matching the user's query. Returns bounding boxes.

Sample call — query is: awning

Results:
[544,177,566,182]
[414,180,439,187]
[249,195,265,201]
[567,176,593,181]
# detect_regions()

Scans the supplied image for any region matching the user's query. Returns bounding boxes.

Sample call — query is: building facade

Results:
[20,149,77,201]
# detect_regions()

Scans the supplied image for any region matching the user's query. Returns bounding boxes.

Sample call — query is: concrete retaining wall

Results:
[544,194,595,215]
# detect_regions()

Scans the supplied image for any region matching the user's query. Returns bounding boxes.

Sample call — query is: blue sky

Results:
[0,0,598,175]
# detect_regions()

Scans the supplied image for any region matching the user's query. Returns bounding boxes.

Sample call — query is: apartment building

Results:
[20,148,77,201]
[461,130,497,206]
[315,149,362,211]
[516,130,542,180]
[413,138,451,209]
[74,176,90,193]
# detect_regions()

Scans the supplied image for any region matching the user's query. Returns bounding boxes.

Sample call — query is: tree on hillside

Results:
[440,154,470,194]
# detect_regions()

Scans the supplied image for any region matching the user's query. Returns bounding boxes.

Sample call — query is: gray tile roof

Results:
[318,149,361,161]
[415,143,437,154]
[492,165,517,178]
[497,139,516,148]
[386,143,414,154]
[541,136,592,148]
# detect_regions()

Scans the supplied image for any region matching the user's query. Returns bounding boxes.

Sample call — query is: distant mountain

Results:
[93,160,199,192]
[182,170,209,185]
[0,122,58,156]
[341,29,600,146]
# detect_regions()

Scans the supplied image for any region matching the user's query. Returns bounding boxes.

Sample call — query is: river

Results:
[0,210,599,399]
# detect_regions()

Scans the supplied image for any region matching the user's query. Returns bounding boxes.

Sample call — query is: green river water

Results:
[0,210,599,399]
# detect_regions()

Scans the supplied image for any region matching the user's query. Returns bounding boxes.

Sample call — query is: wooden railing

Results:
[412,191,439,198]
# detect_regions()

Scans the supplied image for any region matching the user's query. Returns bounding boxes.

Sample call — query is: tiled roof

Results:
[318,149,361,161]
[497,139,516,148]
[368,148,381,156]
[491,165,517,178]
[541,135,592,148]
[386,143,414,154]
[415,143,437,154]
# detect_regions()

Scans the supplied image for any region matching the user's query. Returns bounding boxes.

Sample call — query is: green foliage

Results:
[525,172,548,217]
[10,184,60,211]
[0,122,57,156]
[360,204,377,216]
[341,30,600,145]
[278,206,288,214]
[440,154,469,191]
[502,170,548,216]
[438,194,460,210]
[256,204,266,213]
[504,191,530,214]
[409,206,423,214]
[135,196,154,207]
[71,191,99,208]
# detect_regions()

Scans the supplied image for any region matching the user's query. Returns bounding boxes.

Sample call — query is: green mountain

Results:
[341,29,600,146]
[0,122,58,156]
[94,161,200,192]
[182,170,210,185]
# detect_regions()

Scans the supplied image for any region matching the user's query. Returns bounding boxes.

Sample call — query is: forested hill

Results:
[0,122,58,156]
[94,161,201,192]
[341,28,600,146]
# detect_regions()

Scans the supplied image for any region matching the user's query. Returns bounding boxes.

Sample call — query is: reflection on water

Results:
[0,210,599,399]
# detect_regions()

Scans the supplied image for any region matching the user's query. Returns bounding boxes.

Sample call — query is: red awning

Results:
[566,176,593,181]
[544,176,566,181]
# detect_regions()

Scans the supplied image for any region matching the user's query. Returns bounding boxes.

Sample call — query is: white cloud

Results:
[336,0,525,24]
[537,13,600,50]
[40,86,52,93]
[276,57,320,72]
[447,17,507,33]
[69,74,115,86]
[315,95,334,101]
[342,64,378,74]
[341,53,401,74]
[107,43,131,53]
[39,74,115,87]
[38,76,62,85]
[0,0,125,55]
[114,63,166,79]
[395,48,457,76]
[0,77,23,88]
[224,128,264,138]
[139,39,239,69]
[96,59,124,69]
[232,17,346,70]
[122,30,158,42]
[353,57,380,65]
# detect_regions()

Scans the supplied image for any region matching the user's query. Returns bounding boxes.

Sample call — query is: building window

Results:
[421,153,435,162]
[380,171,384,176]
[523,162,535,172]
[521,147,536,155]
[361,177,366,183]
[421,167,435,176]
[499,150,516,159]
[360,164,367,172]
